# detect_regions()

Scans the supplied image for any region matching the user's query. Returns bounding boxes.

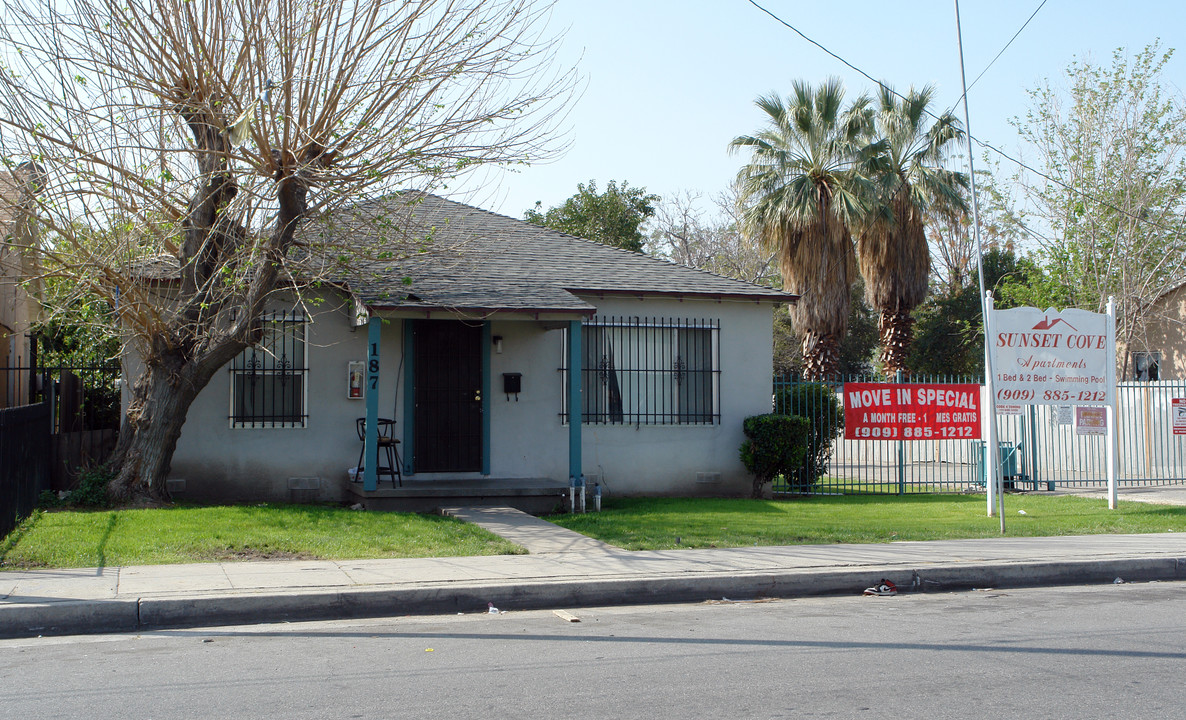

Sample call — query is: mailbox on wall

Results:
[502,372,522,401]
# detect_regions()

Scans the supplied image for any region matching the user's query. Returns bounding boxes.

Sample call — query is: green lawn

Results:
[0,503,525,570]
[7,494,1186,570]
[546,495,1186,550]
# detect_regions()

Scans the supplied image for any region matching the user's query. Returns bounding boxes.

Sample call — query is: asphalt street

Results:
[2,582,1184,719]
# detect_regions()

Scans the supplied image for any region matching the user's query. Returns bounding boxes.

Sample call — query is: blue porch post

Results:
[568,319,583,494]
[364,316,381,492]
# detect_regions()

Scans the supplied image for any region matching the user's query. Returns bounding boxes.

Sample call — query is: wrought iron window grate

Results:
[561,316,720,425]
[229,311,308,428]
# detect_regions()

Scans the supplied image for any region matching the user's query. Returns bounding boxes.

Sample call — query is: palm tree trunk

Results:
[801,331,841,381]
[878,310,915,376]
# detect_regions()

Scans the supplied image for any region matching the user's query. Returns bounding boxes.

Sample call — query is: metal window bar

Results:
[559,316,721,425]
[229,311,308,428]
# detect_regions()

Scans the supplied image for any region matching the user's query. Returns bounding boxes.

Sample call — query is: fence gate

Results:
[0,360,121,492]
[0,400,51,538]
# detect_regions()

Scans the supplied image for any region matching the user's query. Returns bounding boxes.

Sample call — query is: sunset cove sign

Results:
[981,297,1119,512]
[989,306,1113,412]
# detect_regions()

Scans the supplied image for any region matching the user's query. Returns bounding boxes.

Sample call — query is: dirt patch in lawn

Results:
[210,547,319,562]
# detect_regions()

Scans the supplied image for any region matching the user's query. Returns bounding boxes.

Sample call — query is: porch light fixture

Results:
[492,335,503,354]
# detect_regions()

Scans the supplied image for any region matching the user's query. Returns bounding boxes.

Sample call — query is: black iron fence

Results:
[0,400,51,538]
[0,359,121,491]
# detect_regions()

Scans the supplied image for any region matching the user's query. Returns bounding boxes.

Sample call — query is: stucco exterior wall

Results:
[1138,283,1186,380]
[153,290,778,503]
[482,295,774,497]
[568,295,773,497]
[158,291,400,503]
[0,170,40,406]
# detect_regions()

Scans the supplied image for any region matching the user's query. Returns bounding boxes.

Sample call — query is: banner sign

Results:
[843,383,981,440]
[989,307,1111,410]
[1174,398,1186,436]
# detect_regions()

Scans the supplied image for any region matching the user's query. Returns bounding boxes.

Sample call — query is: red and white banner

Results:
[843,383,981,440]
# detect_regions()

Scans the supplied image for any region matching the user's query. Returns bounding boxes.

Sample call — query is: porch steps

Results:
[344,476,570,515]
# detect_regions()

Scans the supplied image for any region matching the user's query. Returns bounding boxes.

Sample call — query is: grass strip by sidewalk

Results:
[0,503,525,570]
[546,495,1186,551]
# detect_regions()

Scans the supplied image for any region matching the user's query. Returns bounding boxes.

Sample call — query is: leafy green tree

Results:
[908,248,1037,377]
[730,78,881,380]
[1004,42,1186,375]
[525,179,659,252]
[857,84,967,375]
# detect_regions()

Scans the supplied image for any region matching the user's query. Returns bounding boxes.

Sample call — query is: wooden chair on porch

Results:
[355,417,402,487]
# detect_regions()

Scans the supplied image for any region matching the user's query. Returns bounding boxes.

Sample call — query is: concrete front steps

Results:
[344,476,571,514]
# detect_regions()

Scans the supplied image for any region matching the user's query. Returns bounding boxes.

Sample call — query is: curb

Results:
[4,556,1184,639]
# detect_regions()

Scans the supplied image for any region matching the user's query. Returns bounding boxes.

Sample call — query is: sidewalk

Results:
[3,504,1186,639]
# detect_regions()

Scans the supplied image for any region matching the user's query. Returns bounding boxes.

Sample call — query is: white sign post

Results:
[983,294,1001,519]
[1105,298,1119,508]
[988,301,1119,508]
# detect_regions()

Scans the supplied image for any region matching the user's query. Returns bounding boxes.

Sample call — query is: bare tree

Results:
[648,187,777,286]
[0,0,573,502]
[1006,43,1186,374]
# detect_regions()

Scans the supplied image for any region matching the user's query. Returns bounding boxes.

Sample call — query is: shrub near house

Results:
[740,414,810,498]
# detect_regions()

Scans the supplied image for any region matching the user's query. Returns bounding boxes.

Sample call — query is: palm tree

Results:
[858,84,968,376]
[730,78,882,380]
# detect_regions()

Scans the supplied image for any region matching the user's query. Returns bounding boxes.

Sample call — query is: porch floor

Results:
[343,476,571,515]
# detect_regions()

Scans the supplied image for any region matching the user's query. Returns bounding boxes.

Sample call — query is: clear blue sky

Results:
[450,0,1185,220]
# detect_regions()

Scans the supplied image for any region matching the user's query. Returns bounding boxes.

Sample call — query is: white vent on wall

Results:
[695,472,721,484]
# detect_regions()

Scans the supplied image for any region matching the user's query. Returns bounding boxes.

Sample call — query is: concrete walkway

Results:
[3,499,1186,639]
[439,505,621,554]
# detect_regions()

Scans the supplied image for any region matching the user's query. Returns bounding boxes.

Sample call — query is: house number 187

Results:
[368,342,379,390]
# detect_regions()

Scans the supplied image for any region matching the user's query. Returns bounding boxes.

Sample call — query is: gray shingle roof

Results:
[305,193,793,314]
[129,193,796,314]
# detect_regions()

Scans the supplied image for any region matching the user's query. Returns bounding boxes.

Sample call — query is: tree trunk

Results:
[107,355,207,504]
[878,310,915,377]
[801,331,840,381]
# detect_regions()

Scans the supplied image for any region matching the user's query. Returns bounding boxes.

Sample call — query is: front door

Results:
[412,321,483,472]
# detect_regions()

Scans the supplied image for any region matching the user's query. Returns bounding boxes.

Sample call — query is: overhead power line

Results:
[948,0,1049,114]
[743,0,1179,239]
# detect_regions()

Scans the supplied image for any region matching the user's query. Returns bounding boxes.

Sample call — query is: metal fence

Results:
[0,359,121,491]
[772,375,1186,495]
[0,400,51,538]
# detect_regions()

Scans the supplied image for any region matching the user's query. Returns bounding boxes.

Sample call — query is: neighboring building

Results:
[0,165,42,408]
[126,194,795,506]
[1128,281,1186,381]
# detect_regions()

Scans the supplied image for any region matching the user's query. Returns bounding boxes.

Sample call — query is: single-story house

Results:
[129,193,795,508]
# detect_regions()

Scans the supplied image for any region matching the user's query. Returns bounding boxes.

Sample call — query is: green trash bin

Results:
[974,440,1019,489]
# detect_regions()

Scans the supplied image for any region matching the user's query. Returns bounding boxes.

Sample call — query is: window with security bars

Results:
[1131,351,1161,382]
[229,312,308,427]
[562,316,720,425]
